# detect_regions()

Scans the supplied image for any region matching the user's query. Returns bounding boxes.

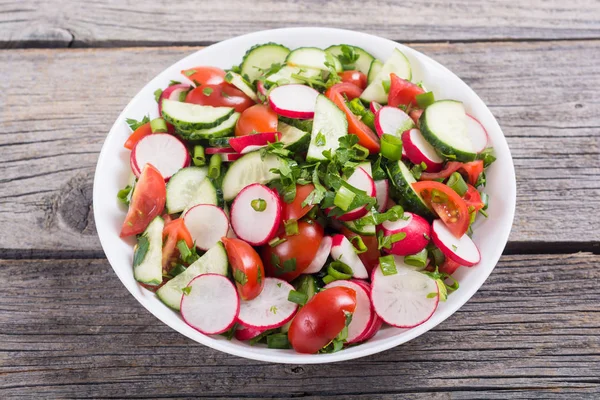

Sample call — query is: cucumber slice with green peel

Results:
[166,167,208,214]
[221,152,284,201]
[225,71,258,102]
[286,47,342,72]
[240,43,291,83]
[265,65,322,86]
[361,49,412,104]
[325,45,375,74]
[176,112,240,140]
[133,216,164,286]
[161,99,234,131]
[367,59,383,85]
[342,214,376,236]
[208,136,233,147]
[307,95,348,162]
[419,100,477,162]
[156,242,229,310]
[386,160,435,219]
[182,178,218,215]
[278,121,310,152]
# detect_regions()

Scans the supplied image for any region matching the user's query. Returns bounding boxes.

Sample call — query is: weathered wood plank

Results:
[1,0,600,48]
[0,254,598,398]
[0,41,599,253]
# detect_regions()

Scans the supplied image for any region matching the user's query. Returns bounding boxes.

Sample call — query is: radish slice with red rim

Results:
[354,313,383,342]
[131,133,190,180]
[230,184,281,246]
[180,274,239,335]
[431,219,481,266]
[183,204,229,250]
[374,179,389,213]
[158,84,191,115]
[234,324,267,341]
[237,278,298,329]
[268,84,320,119]
[256,81,268,100]
[374,106,414,138]
[220,153,243,162]
[371,265,439,328]
[324,280,373,344]
[370,102,382,113]
[205,147,238,155]
[332,167,375,221]
[330,234,369,279]
[303,236,333,274]
[380,211,431,256]
[229,132,281,154]
[466,114,489,153]
[402,128,444,172]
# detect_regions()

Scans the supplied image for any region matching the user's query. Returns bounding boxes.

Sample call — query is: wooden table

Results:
[1,1,599,398]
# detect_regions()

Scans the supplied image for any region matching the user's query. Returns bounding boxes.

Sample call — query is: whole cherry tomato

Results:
[235,104,278,136]
[339,70,367,89]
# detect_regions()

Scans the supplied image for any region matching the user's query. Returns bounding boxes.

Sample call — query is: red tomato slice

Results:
[221,237,265,300]
[388,73,425,108]
[420,160,484,186]
[325,83,380,153]
[120,164,166,237]
[412,181,470,238]
[181,66,226,86]
[288,287,357,354]
[282,184,315,221]
[235,104,278,137]
[124,122,152,150]
[186,84,254,113]
[463,184,485,213]
[340,227,380,275]
[161,218,194,272]
[439,258,461,275]
[339,70,367,89]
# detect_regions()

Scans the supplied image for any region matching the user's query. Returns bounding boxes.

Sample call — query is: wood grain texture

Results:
[1,41,599,253]
[1,0,600,48]
[1,253,598,398]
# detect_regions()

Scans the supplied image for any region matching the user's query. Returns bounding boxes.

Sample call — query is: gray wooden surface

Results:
[0,0,599,398]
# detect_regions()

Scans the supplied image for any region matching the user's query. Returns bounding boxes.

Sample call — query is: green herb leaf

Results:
[154,88,163,103]
[337,45,360,68]
[183,69,197,77]
[169,80,181,86]
[133,235,149,268]
[315,131,326,147]
[234,269,248,286]
[126,115,150,131]
[117,185,133,206]
[269,305,278,314]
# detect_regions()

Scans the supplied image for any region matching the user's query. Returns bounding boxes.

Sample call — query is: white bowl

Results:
[93,27,516,364]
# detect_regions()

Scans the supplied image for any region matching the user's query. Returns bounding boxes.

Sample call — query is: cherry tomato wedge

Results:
[340,227,380,275]
[325,83,380,154]
[288,287,357,354]
[120,164,166,237]
[186,84,254,113]
[388,73,425,108]
[412,181,470,238]
[420,160,484,186]
[222,237,265,300]
[235,104,278,137]
[463,184,485,213]
[261,220,324,282]
[282,184,315,221]
[161,218,194,272]
[339,70,367,89]
[409,109,423,128]
[124,122,152,150]
[439,258,461,275]
[181,66,226,86]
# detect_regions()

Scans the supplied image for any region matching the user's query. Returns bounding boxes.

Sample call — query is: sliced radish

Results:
[303,236,333,274]
[237,278,298,329]
[355,313,383,342]
[257,81,268,99]
[381,211,431,256]
[158,84,191,115]
[351,279,371,293]
[374,106,413,138]
[131,133,190,179]
[466,114,489,153]
[431,219,481,266]
[268,84,320,119]
[371,265,439,328]
[230,184,281,246]
[324,280,372,344]
[234,324,267,341]
[370,102,382,113]
[205,147,237,155]
[330,234,369,279]
[220,153,243,162]
[374,179,389,213]
[180,274,239,335]
[229,132,281,154]
[183,204,229,250]
[402,128,444,172]
[333,167,376,222]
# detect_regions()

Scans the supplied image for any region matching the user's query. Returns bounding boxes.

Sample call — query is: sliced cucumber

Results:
[420,100,477,162]
[367,59,383,85]
[325,45,375,75]
[265,65,321,86]
[225,71,258,102]
[156,242,228,310]
[386,160,435,219]
[133,216,164,285]
[279,116,313,133]
[240,43,291,83]
[177,112,240,140]
[166,167,208,214]
[222,152,284,201]
[208,136,233,147]
[162,99,234,131]
[307,95,348,162]
[278,121,310,152]
[342,215,376,236]
[360,49,412,104]
[182,178,218,215]
[286,47,342,72]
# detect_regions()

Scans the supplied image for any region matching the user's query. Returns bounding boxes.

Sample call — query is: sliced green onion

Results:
[169,263,187,278]
[381,134,403,161]
[327,261,353,281]
[382,79,391,94]
[404,248,428,269]
[428,245,445,267]
[390,232,407,244]
[268,237,286,247]
[447,172,468,196]
[288,290,308,305]
[192,145,206,167]
[416,91,435,108]
[117,185,133,205]
[154,89,163,103]
[322,275,336,285]
[479,209,489,218]
[361,111,376,131]
[181,286,192,295]
[379,255,397,276]
[150,117,168,133]
[350,236,367,254]
[251,198,267,212]
[284,219,299,236]
[480,192,489,210]
[178,91,188,102]
[176,240,192,262]
[351,144,369,160]
[333,185,356,211]
[347,98,367,116]
[266,333,291,349]
[208,154,222,179]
